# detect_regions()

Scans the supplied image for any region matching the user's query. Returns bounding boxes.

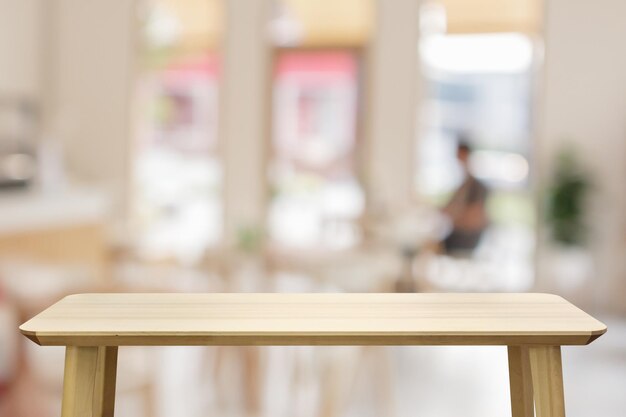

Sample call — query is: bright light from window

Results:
[470,150,529,184]
[144,4,180,48]
[420,33,533,73]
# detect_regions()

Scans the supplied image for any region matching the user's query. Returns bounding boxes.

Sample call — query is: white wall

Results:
[539,0,626,313]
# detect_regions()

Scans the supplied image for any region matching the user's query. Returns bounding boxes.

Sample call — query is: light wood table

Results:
[20,293,606,417]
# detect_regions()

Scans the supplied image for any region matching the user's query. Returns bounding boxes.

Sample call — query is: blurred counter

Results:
[0,186,111,280]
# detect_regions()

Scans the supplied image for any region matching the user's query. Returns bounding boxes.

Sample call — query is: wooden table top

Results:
[20,293,607,346]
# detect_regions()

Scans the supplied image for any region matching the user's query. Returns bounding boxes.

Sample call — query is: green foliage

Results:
[236,225,265,254]
[545,149,590,246]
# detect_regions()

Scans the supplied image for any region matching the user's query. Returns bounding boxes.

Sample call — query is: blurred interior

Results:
[0,0,624,416]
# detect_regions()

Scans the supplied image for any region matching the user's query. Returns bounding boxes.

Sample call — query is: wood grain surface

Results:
[20,293,606,346]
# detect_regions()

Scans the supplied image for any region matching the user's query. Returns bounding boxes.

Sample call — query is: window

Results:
[268,51,364,249]
[131,0,223,264]
[417,31,537,288]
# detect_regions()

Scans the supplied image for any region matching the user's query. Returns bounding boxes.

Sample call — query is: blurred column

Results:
[221,0,272,248]
[538,0,626,313]
[365,0,421,211]
[50,0,135,217]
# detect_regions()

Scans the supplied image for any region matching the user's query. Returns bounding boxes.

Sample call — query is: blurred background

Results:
[0,0,624,416]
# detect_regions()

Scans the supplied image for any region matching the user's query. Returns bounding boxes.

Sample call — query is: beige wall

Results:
[539,0,626,313]
[48,0,135,216]
[0,1,135,208]
[0,0,42,98]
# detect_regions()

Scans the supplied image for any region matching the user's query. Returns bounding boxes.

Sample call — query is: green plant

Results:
[545,148,590,246]
[236,224,265,254]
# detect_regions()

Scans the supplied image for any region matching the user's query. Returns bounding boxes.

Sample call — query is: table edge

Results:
[20,327,607,347]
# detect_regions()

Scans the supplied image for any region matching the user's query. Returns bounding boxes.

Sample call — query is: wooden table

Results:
[20,293,606,417]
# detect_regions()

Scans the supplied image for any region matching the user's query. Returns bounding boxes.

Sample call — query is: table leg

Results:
[508,346,534,417]
[529,346,566,417]
[61,346,118,417]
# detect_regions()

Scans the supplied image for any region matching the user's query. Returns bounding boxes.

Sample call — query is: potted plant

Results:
[543,147,593,290]
[546,149,590,246]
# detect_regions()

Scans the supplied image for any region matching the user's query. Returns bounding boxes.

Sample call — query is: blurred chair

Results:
[0,262,165,417]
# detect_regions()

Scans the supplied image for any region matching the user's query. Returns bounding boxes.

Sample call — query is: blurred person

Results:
[440,138,489,254]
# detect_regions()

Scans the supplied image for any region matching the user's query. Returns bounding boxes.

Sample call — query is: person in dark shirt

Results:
[441,140,489,254]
